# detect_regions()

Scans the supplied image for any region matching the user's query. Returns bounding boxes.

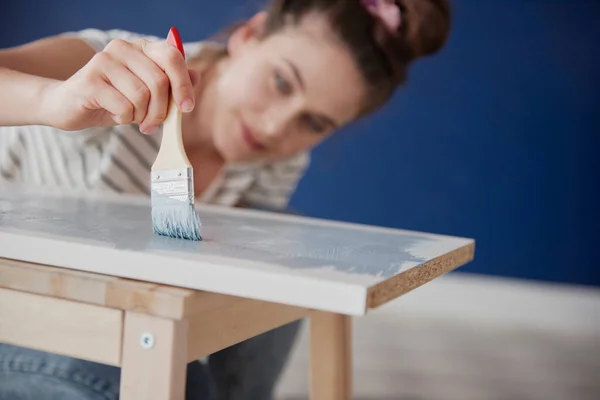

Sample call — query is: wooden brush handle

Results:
[151,27,192,171]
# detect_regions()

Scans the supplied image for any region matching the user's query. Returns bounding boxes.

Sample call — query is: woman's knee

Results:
[0,343,215,400]
[0,343,120,400]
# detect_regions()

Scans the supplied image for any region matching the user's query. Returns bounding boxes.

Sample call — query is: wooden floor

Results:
[275,273,600,400]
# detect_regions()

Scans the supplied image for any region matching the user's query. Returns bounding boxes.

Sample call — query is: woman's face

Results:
[210,12,368,163]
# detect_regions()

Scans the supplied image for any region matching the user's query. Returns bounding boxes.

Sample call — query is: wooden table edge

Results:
[366,241,475,309]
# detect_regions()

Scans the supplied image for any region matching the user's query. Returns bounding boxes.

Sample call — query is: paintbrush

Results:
[150,26,202,241]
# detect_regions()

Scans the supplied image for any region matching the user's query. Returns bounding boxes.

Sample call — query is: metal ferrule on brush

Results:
[151,168,194,205]
[150,166,202,241]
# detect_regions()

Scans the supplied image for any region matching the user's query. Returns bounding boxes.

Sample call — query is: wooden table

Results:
[0,186,475,399]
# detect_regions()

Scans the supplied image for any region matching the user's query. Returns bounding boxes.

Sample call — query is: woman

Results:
[0,0,451,398]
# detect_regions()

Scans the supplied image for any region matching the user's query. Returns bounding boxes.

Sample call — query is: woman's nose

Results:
[260,102,301,141]
[262,113,290,140]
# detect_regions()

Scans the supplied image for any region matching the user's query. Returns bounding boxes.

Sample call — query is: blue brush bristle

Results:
[151,204,202,241]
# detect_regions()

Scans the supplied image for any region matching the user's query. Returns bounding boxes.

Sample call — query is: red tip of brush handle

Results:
[166,26,185,59]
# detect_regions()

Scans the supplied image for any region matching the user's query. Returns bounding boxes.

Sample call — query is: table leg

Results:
[310,311,352,400]
[120,311,188,400]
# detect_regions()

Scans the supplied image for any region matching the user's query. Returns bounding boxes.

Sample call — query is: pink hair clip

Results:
[362,0,402,34]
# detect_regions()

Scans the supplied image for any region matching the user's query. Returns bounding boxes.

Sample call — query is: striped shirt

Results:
[0,29,310,209]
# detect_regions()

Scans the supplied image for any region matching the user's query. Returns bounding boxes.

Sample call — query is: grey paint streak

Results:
[0,189,471,281]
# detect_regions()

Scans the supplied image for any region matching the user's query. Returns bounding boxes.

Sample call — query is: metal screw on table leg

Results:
[140,333,155,349]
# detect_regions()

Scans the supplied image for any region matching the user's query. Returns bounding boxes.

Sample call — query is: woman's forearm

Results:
[0,36,96,128]
[0,67,57,127]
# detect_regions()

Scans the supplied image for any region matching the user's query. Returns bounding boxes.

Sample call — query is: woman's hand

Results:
[40,37,198,133]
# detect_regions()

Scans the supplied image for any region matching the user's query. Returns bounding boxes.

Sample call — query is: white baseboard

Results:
[274,273,600,400]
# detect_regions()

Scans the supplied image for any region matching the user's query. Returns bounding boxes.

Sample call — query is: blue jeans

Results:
[0,320,301,399]
[0,204,303,399]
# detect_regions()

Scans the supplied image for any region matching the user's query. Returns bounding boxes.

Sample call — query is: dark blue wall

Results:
[2,1,598,286]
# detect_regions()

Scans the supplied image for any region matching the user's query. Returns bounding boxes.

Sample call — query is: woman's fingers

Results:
[72,37,197,132]
[93,80,135,126]
[138,41,196,113]
[103,39,171,132]
[102,62,150,126]
[104,38,195,132]
[82,51,135,125]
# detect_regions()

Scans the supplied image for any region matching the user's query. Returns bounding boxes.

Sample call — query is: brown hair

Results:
[260,0,452,114]
[205,0,451,116]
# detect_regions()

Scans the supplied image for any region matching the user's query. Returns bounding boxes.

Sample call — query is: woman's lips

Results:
[240,121,266,151]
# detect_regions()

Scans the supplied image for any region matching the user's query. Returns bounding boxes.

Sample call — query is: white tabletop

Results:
[0,185,474,315]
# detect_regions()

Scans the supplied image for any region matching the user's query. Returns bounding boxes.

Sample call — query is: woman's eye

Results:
[274,71,292,95]
[303,116,326,134]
